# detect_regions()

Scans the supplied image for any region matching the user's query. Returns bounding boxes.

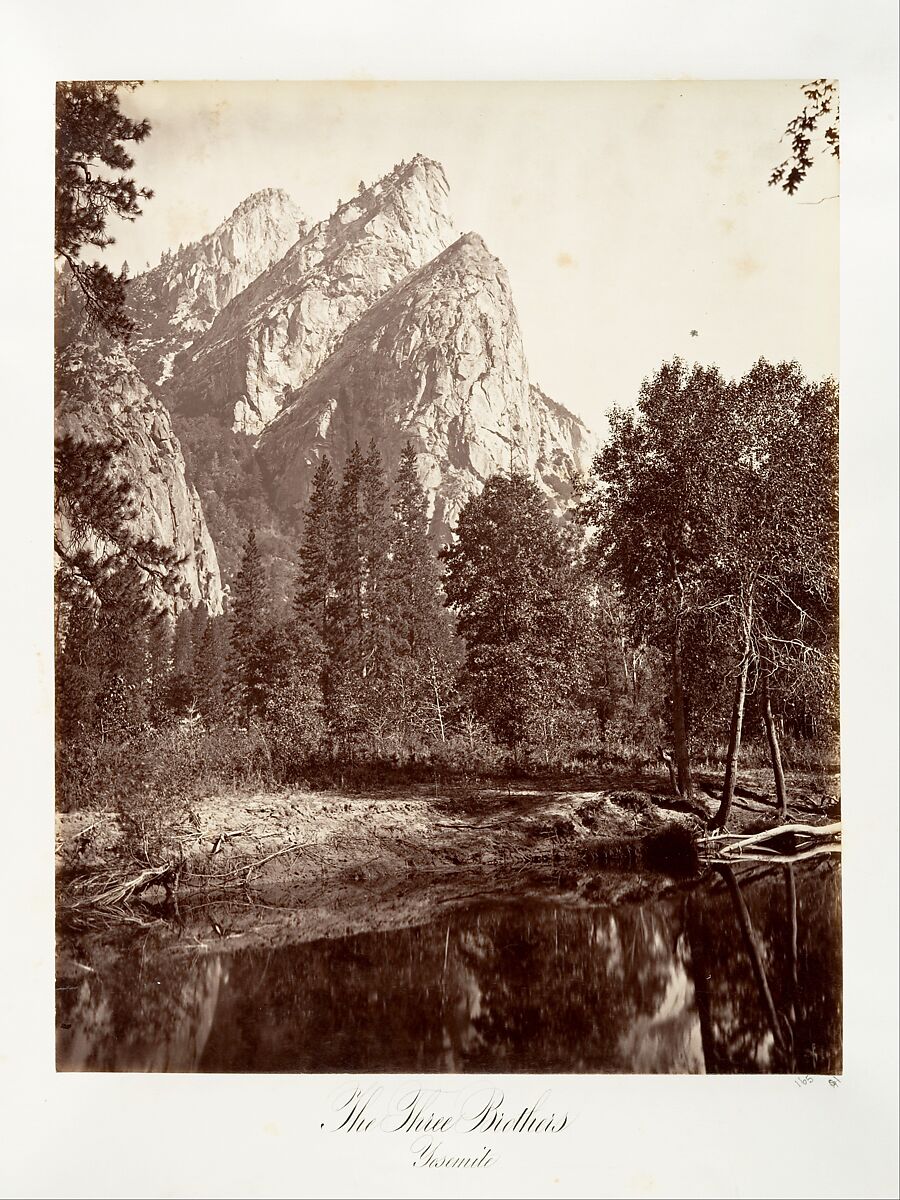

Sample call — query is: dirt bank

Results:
[56,768,839,914]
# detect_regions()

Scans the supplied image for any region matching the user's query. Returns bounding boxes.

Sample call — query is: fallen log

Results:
[699,821,841,862]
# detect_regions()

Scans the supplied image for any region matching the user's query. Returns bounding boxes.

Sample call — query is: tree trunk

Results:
[429,657,446,744]
[671,620,693,798]
[762,673,788,816]
[712,602,753,830]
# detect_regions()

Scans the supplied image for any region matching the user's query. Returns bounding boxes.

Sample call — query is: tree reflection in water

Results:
[56,859,840,1073]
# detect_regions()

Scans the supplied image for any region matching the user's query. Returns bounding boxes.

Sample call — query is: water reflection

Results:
[56,859,841,1074]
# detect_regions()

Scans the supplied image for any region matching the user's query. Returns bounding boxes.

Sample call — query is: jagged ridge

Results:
[166,154,456,434]
[257,231,597,539]
[126,188,308,387]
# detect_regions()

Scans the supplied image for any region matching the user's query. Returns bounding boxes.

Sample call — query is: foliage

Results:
[769,79,839,196]
[294,456,337,640]
[442,473,591,747]
[579,356,839,821]
[226,529,270,719]
[55,81,153,340]
[175,414,299,603]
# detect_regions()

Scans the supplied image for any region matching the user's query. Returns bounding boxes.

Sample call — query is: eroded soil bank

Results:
[56,768,840,931]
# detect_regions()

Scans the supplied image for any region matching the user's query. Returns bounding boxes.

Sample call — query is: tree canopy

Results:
[55,81,153,340]
[769,79,840,196]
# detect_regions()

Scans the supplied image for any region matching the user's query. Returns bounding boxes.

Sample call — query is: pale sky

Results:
[104,81,839,434]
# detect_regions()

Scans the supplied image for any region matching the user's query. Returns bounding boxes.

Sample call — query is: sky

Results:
[103,80,839,435]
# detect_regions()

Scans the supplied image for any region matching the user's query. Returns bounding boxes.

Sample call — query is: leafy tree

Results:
[55,81,153,340]
[442,473,589,748]
[580,361,734,798]
[583,358,838,825]
[769,79,839,196]
[708,361,838,827]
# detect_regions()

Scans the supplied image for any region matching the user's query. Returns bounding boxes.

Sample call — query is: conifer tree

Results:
[294,456,336,642]
[167,607,195,714]
[329,444,369,751]
[331,444,367,665]
[389,443,456,745]
[195,616,227,722]
[227,529,270,720]
[360,440,393,681]
[442,473,589,748]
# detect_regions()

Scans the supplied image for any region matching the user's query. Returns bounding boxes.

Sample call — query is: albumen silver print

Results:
[54,80,842,1077]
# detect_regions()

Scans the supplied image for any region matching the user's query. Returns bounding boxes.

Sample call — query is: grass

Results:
[56,721,839,816]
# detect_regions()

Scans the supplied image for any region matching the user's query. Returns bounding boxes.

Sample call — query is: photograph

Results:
[53,80,843,1077]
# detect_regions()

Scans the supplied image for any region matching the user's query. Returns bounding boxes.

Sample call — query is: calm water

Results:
[57,859,841,1074]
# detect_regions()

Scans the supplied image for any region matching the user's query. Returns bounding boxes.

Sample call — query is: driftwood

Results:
[64,837,314,912]
[69,863,177,910]
[699,821,841,863]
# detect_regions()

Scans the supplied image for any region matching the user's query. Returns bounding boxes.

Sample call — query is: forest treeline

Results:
[56,357,838,828]
[53,84,839,829]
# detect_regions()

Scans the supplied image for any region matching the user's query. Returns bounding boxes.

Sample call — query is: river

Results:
[56,857,841,1074]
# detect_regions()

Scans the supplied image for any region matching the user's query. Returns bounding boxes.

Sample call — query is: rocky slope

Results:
[126,188,307,388]
[257,232,598,538]
[166,155,456,434]
[55,297,224,615]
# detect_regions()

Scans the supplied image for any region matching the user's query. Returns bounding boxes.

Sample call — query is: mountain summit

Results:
[258,230,597,538]
[168,154,457,434]
[126,187,308,387]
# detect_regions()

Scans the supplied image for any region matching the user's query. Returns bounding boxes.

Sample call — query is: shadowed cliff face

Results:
[257,232,598,540]
[54,291,224,615]
[125,188,308,389]
[167,155,458,434]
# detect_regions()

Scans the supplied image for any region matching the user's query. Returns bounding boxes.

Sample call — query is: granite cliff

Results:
[126,188,308,388]
[54,291,224,615]
[257,232,597,538]
[166,155,456,434]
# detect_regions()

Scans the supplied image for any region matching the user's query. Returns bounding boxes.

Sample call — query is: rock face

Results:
[167,155,456,434]
[62,154,598,601]
[258,233,598,539]
[126,188,308,387]
[55,312,224,616]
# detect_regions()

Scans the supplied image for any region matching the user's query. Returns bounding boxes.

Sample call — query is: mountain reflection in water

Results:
[56,858,841,1074]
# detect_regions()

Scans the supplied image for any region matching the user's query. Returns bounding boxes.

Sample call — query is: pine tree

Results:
[55,82,153,341]
[389,443,456,745]
[329,444,368,751]
[167,607,195,715]
[255,619,326,773]
[360,440,392,682]
[331,444,367,665]
[195,616,227,723]
[227,529,270,720]
[442,473,590,748]
[294,456,336,641]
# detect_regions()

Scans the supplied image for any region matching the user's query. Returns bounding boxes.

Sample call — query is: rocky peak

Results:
[257,230,597,539]
[167,155,456,433]
[126,187,308,386]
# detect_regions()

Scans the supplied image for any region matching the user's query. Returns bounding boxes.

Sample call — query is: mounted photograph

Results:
[54,80,841,1074]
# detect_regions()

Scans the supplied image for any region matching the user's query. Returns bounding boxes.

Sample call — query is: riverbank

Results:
[56,767,839,915]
